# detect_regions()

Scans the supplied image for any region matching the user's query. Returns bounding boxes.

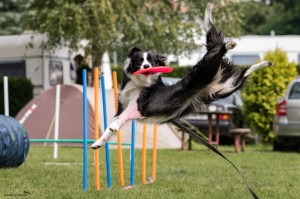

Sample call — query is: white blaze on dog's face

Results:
[124,47,166,87]
[141,52,152,69]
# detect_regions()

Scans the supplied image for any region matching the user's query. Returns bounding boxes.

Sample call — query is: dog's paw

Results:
[91,127,113,149]
[261,60,274,67]
[91,139,106,149]
[91,144,101,149]
[267,61,274,66]
[225,41,237,50]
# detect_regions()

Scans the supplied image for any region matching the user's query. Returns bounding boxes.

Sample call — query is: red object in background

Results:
[276,100,287,116]
[218,114,230,120]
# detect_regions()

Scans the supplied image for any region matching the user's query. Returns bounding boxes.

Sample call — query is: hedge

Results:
[242,48,298,141]
[0,76,33,117]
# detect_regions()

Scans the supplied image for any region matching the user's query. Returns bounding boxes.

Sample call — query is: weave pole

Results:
[100,75,112,188]
[142,124,147,184]
[82,69,88,192]
[151,124,158,182]
[3,76,9,116]
[130,120,136,186]
[112,71,125,187]
[94,68,100,190]
[53,84,61,159]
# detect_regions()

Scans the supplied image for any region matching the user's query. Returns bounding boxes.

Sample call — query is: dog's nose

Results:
[143,64,150,69]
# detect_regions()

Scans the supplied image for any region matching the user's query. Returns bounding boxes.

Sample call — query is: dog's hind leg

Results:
[243,60,273,77]
[216,60,273,98]
[91,101,141,149]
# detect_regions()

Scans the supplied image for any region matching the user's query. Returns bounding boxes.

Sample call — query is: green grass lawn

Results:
[1,144,299,199]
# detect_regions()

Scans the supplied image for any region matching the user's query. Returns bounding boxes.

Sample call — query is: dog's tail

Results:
[203,3,214,33]
[203,4,225,51]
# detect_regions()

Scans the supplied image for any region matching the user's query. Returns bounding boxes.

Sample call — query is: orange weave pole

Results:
[142,124,147,184]
[94,68,100,190]
[112,72,119,111]
[152,124,158,182]
[112,71,125,187]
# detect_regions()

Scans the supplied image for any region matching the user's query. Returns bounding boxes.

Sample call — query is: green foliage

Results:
[24,0,244,63]
[111,65,190,84]
[297,64,300,74]
[0,0,30,35]
[242,48,297,141]
[242,0,300,35]
[0,76,33,117]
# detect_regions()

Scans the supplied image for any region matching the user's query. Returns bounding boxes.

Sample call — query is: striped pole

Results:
[142,124,147,184]
[101,75,112,188]
[130,120,136,186]
[112,71,125,187]
[82,69,88,192]
[94,68,100,190]
[151,124,158,182]
[19,104,37,125]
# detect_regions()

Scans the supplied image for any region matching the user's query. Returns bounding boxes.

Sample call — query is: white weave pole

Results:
[3,76,9,116]
[53,85,61,159]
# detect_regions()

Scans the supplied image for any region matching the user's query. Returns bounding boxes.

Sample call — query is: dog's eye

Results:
[148,57,153,61]
[137,58,143,64]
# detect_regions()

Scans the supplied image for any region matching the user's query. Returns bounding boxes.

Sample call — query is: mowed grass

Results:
[1,144,300,199]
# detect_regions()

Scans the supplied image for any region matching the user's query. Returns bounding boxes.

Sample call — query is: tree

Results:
[242,0,300,35]
[24,0,244,65]
[242,48,297,141]
[0,0,30,35]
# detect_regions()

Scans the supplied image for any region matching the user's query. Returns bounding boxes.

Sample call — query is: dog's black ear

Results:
[156,54,167,66]
[127,47,142,57]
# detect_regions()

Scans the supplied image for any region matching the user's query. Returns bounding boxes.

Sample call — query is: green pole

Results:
[29,139,131,146]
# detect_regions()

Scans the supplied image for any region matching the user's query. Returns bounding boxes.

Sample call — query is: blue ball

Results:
[0,115,30,168]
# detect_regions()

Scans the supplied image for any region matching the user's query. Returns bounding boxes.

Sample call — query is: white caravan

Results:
[168,35,300,66]
[0,33,74,96]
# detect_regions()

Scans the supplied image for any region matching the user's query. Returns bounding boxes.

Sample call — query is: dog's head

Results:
[124,47,167,87]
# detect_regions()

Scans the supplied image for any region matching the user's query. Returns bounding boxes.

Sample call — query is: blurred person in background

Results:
[74,54,92,86]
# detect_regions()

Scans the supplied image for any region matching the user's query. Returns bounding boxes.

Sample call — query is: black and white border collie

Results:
[91,10,273,149]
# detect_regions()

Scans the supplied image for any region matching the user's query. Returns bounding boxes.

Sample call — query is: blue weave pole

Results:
[130,120,136,186]
[101,75,112,188]
[82,69,88,192]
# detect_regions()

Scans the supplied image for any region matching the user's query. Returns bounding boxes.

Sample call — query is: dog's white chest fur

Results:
[119,81,141,108]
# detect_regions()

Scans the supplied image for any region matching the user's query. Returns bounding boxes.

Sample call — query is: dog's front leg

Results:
[91,101,141,149]
[91,125,116,149]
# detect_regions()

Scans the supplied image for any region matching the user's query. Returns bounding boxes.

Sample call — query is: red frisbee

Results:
[133,66,173,76]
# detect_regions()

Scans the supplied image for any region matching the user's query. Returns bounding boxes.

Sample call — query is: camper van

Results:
[0,33,75,96]
[167,35,300,67]
[227,35,300,65]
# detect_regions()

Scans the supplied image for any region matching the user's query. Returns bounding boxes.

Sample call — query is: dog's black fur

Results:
[118,22,271,122]
[91,15,272,149]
